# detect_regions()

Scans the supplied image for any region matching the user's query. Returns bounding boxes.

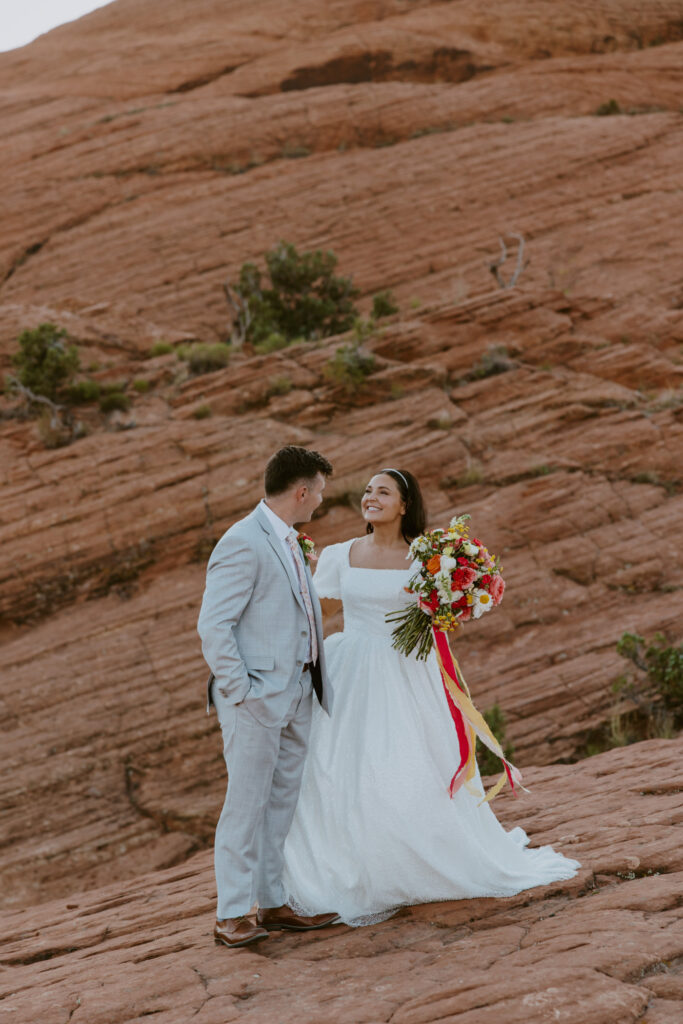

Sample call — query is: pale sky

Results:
[1,1,114,53]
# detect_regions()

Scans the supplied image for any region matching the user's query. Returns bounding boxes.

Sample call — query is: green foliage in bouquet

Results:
[386,602,437,660]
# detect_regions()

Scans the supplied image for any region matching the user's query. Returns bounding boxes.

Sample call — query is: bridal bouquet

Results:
[387,514,505,659]
[387,514,524,804]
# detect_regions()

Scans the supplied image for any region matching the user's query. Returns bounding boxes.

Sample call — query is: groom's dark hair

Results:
[265,446,333,496]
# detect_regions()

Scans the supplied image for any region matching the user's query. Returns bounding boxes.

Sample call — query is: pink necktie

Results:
[286,532,319,665]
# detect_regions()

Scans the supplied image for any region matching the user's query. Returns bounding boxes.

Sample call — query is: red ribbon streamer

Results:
[433,627,523,802]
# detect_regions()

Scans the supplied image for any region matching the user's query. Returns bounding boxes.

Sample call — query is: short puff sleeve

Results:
[312,542,344,600]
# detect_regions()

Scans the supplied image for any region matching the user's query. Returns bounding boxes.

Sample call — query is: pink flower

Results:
[489,574,505,605]
[452,566,477,589]
[458,606,473,622]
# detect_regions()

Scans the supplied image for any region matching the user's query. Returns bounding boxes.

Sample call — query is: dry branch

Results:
[6,377,65,428]
[489,233,528,289]
[223,281,252,348]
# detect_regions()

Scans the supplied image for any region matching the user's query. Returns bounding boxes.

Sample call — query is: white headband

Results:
[380,468,408,489]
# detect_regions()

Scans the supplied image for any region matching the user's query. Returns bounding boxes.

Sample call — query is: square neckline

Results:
[346,537,413,572]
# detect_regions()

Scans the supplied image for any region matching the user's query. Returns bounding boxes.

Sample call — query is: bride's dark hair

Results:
[365,468,426,544]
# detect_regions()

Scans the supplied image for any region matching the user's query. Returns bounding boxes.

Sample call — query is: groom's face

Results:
[297,472,326,521]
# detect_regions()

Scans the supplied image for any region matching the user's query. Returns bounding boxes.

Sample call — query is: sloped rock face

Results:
[1,739,681,1024]
[0,0,681,969]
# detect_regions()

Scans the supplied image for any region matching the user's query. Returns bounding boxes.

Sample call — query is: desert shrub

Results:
[351,317,376,344]
[454,460,484,487]
[99,380,128,396]
[466,345,514,381]
[178,342,231,375]
[193,404,212,419]
[228,241,360,345]
[132,378,151,393]
[65,379,101,404]
[427,414,453,430]
[579,632,683,758]
[615,632,683,727]
[149,340,173,357]
[253,332,289,355]
[477,705,515,777]
[324,342,375,395]
[266,375,293,397]
[36,408,73,449]
[9,323,79,401]
[99,391,131,413]
[371,290,399,319]
[596,99,621,116]
[282,143,311,159]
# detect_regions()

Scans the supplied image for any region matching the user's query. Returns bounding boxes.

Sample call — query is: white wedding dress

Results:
[282,538,580,926]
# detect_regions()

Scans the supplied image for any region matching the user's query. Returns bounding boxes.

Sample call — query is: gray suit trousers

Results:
[213,673,313,918]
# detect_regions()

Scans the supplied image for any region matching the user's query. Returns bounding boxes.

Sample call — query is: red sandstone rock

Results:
[0,739,681,1023]
[0,0,681,997]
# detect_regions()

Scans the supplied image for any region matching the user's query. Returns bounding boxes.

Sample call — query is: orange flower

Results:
[426,554,441,574]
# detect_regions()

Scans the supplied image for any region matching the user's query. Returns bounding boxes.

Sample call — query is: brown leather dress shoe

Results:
[214,916,269,948]
[256,905,341,931]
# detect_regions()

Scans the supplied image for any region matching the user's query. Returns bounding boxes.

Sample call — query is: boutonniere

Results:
[297,533,317,568]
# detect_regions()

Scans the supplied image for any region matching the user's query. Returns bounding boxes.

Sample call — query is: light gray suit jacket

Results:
[197,503,332,727]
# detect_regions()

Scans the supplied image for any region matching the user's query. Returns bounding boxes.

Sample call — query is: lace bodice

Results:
[313,538,415,639]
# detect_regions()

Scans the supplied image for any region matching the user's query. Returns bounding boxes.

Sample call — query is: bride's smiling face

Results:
[361,474,406,526]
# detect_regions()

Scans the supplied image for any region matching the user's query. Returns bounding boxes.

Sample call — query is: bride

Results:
[282,468,580,925]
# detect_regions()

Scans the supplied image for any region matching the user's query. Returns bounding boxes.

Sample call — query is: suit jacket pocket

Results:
[243,653,275,672]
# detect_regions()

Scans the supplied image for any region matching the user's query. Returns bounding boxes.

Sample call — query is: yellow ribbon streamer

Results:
[434,641,529,806]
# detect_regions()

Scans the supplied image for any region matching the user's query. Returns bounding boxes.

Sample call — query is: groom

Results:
[197,445,339,948]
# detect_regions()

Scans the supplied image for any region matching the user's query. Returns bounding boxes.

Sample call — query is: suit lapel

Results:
[254,504,307,615]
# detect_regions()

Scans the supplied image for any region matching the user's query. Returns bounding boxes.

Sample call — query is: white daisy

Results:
[471,589,494,618]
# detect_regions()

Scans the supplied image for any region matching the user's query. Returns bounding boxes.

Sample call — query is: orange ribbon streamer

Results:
[433,628,528,805]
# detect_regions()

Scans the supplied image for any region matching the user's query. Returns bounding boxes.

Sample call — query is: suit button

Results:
[296,660,302,666]
[301,630,307,637]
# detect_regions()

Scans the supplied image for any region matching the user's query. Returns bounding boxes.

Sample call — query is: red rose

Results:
[480,574,492,587]
[453,566,477,588]
[456,556,469,565]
